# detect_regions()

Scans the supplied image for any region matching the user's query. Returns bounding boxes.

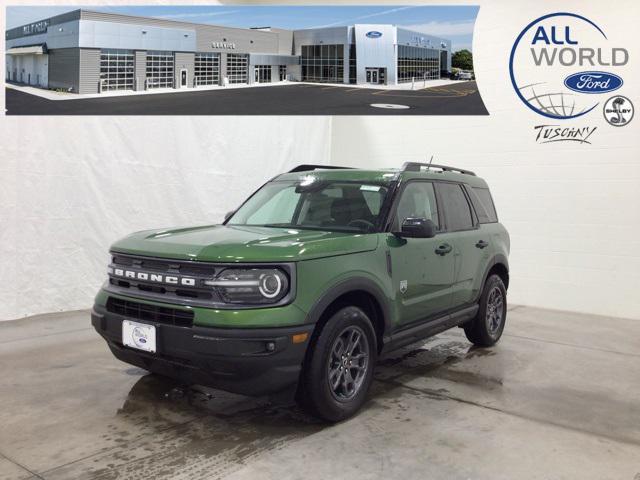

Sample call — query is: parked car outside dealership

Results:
[458,70,474,80]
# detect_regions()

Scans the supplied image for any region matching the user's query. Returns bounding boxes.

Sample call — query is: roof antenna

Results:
[426,155,434,171]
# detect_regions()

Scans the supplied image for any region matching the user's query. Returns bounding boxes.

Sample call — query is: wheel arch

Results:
[479,254,510,299]
[305,277,392,354]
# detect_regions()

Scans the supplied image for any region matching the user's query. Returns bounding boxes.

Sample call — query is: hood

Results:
[110,224,379,263]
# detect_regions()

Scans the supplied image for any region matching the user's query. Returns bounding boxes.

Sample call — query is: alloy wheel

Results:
[486,286,504,337]
[327,326,370,401]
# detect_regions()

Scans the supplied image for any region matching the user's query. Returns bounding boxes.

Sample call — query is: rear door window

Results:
[436,182,474,231]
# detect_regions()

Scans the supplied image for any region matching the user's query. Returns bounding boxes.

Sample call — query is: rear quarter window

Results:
[469,187,498,223]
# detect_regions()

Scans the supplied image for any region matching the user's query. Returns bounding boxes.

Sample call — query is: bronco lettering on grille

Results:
[108,267,196,287]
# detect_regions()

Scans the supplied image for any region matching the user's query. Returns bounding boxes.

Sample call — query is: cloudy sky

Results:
[6,5,478,52]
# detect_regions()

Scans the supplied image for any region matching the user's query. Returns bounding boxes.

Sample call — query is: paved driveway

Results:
[5,81,488,115]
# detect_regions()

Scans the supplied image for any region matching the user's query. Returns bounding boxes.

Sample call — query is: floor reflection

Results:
[87,334,500,479]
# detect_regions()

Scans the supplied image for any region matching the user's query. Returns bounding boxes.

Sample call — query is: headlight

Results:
[204,268,290,304]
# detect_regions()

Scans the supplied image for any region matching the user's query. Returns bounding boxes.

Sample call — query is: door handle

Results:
[435,243,453,256]
[475,240,489,249]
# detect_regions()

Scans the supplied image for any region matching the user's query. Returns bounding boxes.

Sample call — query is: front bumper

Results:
[92,303,314,396]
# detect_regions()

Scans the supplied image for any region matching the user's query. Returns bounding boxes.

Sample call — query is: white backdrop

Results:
[0,117,332,320]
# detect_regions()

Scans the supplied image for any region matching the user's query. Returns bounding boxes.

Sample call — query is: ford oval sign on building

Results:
[366,31,383,38]
[563,71,623,94]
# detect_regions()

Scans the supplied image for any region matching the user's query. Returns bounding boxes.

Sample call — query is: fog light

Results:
[266,341,276,352]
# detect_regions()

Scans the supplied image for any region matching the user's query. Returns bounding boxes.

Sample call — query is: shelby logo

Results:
[108,267,196,287]
[533,125,597,144]
[603,95,634,126]
[510,13,628,120]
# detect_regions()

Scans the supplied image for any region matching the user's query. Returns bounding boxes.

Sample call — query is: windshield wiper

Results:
[260,223,298,228]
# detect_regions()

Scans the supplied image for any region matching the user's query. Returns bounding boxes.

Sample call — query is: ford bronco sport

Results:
[92,163,510,421]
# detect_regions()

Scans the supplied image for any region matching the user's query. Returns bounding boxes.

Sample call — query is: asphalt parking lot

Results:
[2,306,639,480]
[5,81,487,115]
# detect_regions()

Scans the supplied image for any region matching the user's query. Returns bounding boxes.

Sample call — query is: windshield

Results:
[228,180,390,233]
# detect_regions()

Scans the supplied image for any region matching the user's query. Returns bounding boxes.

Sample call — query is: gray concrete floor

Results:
[1,306,639,480]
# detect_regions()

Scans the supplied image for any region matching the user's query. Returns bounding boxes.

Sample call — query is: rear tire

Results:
[464,275,507,347]
[299,306,377,422]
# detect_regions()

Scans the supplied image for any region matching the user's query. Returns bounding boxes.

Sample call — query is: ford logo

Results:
[366,31,383,39]
[564,71,623,94]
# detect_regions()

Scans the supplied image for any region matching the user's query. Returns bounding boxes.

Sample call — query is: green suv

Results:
[92,163,509,421]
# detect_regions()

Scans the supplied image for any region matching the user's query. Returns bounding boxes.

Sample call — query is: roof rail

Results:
[288,164,353,173]
[401,162,476,176]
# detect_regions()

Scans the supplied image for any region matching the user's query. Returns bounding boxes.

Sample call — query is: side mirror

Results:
[224,210,235,222]
[398,217,437,238]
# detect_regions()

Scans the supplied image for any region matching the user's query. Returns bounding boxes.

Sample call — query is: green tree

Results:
[452,49,474,71]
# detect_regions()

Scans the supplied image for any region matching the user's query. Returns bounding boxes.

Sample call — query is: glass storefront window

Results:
[397,45,442,83]
[301,43,345,83]
[349,44,357,84]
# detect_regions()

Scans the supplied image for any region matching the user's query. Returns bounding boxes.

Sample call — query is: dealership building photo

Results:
[5,9,452,94]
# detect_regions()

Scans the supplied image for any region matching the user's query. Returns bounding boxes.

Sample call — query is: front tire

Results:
[464,275,507,347]
[299,306,377,422]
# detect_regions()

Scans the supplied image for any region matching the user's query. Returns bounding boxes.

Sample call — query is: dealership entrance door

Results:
[366,68,385,85]
[255,65,271,83]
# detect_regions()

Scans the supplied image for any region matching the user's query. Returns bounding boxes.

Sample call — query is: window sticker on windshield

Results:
[360,185,381,192]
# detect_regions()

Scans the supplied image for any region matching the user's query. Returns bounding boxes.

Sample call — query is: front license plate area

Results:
[122,320,156,353]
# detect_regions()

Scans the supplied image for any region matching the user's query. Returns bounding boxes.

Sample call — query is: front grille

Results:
[108,253,220,304]
[107,297,193,328]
